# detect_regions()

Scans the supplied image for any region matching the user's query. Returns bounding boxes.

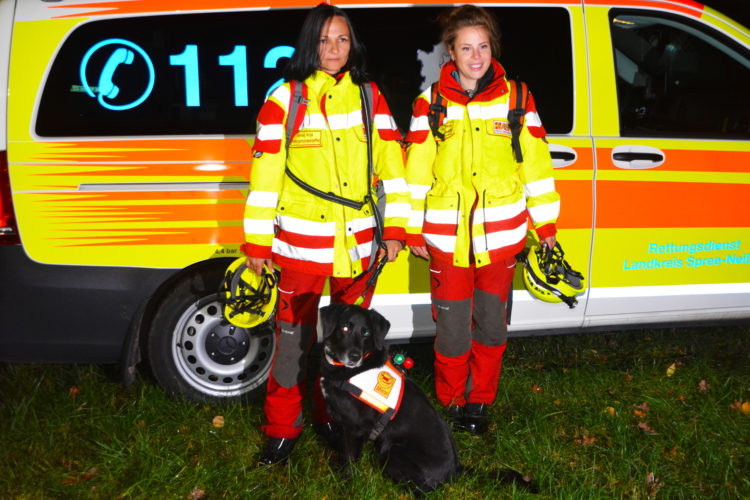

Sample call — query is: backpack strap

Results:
[285,80,309,155]
[427,82,446,141]
[507,79,529,163]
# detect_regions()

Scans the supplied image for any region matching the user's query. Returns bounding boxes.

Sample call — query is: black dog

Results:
[319,303,461,492]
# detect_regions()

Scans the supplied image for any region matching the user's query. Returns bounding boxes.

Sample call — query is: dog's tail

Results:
[461,465,539,494]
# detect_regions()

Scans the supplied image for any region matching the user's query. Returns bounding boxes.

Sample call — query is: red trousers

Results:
[262,268,375,439]
[429,256,516,407]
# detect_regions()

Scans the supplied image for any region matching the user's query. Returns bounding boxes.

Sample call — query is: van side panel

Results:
[0,245,176,362]
[585,3,750,325]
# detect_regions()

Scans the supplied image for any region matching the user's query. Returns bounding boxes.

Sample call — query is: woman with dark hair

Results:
[405,5,560,434]
[243,3,408,465]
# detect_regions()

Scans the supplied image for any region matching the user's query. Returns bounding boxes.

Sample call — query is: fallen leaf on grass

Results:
[666,363,676,377]
[61,468,98,485]
[212,415,225,428]
[646,472,663,495]
[531,385,544,393]
[624,375,633,383]
[605,406,616,417]
[68,386,80,398]
[188,487,205,500]
[633,409,647,418]
[638,422,656,435]
[730,400,750,415]
[668,446,678,457]
[698,380,710,392]
[574,434,597,446]
[633,402,650,412]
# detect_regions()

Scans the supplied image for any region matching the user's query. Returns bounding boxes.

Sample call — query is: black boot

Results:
[444,405,464,428]
[313,422,342,453]
[462,403,489,435]
[258,436,299,466]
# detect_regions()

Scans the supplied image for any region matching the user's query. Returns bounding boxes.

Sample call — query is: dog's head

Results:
[320,304,390,368]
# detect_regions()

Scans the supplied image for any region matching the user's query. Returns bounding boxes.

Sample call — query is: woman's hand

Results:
[541,235,557,250]
[246,256,273,275]
[409,245,429,260]
[378,240,404,263]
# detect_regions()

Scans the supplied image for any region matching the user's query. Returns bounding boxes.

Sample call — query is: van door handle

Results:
[611,145,665,169]
[548,144,577,168]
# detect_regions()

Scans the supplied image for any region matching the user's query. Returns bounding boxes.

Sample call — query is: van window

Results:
[35,7,573,137]
[611,10,750,139]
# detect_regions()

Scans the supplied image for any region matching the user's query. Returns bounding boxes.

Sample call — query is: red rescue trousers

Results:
[429,256,516,407]
[262,267,375,439]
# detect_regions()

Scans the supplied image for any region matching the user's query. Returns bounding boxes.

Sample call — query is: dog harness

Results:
[330,360,405,440]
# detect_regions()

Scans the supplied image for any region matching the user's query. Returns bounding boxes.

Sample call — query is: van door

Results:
[585,4,750,326]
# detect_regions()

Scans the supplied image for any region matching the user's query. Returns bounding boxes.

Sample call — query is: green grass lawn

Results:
[1,325,748,499]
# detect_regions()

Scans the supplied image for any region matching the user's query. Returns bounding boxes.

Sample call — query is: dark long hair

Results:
[284,3,368,84]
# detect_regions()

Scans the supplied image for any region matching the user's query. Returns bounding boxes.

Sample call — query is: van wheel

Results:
[147,264,275,403]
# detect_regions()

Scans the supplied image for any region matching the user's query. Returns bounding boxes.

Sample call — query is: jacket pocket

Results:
[277,197,329,224]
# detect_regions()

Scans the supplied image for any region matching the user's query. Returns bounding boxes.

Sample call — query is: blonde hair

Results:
[440,5,501,58]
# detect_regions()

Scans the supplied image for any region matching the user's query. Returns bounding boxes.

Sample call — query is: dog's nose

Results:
[348,351,361,362]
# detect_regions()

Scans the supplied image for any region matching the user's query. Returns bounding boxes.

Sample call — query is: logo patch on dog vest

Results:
[347,360,404,417]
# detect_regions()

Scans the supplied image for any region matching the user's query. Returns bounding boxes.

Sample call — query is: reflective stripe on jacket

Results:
[405,59,559,268]
[244,71,408,278]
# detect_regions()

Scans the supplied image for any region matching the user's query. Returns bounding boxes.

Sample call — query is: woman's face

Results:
[449,26,492,91]
[318,16,351,75]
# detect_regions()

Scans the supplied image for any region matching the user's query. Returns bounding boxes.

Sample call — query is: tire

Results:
[147,262,275,403]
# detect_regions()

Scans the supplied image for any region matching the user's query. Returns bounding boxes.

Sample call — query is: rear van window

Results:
[611,9,750,139]
[35,7,573,137]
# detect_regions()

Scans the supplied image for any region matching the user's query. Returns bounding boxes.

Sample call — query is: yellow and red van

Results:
[1,0,748,402]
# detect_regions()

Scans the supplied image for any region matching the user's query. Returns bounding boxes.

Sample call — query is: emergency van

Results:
[1,0,748,403]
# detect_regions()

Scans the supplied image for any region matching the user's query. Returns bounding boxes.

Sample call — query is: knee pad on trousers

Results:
[434,297,472,357]
[271,320,314,388]
[472,289,508,346]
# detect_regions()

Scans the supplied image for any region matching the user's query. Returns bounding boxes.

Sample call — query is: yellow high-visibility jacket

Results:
[405,60,559,268]
[244,71,408,278]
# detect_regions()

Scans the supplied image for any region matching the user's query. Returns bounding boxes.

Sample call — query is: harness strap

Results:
[283,81,379,213]
[369,408,395,441]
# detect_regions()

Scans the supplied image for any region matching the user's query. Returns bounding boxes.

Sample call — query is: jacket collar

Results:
[438,58,509,104]
[307,70,352,96]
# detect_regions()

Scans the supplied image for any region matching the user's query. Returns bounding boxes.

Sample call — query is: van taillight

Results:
[0,150,21,245]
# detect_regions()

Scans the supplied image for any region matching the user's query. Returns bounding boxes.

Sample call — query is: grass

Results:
[1,325,748,499]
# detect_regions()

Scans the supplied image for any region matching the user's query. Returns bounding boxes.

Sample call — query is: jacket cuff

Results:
[241,242,272,259]
[535,223,557,240]
[406,234,426,247]
[383,227,406,244]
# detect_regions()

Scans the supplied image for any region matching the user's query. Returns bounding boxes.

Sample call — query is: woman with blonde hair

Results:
[405,5,559,434]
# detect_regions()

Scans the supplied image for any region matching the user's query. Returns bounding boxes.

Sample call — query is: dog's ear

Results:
[320,303,348,340]
[367,308,390,350]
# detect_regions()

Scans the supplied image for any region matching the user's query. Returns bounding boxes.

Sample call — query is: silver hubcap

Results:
[171,295,275,398]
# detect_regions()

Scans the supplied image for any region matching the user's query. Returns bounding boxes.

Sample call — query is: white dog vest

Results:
[329,360,406,440]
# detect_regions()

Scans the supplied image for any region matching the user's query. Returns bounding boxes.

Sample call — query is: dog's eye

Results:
[342,326,349,333]
[363,330,371,337]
